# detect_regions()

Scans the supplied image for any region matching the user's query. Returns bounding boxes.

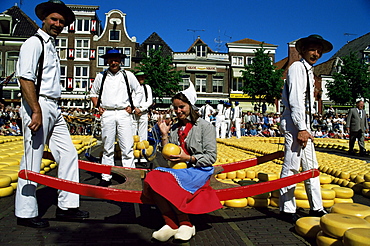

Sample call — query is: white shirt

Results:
[16,29,61,99]
[234,105,242,120]
[217,103,224,116]
[90,69,143,109]
[200,104,215,119]
[137,84,153,112]
[282,59,315,131]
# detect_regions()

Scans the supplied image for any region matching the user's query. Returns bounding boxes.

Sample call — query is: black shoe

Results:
[309,209,327,217]
[17,217,50,228]
[97,180,112,187]
[280,212,300,224]
[348,151,355,156]
[56,207,89,220]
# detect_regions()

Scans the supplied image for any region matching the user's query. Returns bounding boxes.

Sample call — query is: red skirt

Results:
[141,170,222,214]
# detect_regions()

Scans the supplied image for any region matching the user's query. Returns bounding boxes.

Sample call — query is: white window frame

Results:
[246,56,254,65]
[232,77,244,92]
[212,76,223,93]
[56,38,68,60]
[76,18,90,33]
[75,39,90,61]
[60,65,67,89]
[5,51,19,76]
[196,45,206,57]
[97,46,131,68]
[180,76,190,91]
[74,66,89,91]
[195,75,207,92]
[232,56,244,66]
[109,29,121,42]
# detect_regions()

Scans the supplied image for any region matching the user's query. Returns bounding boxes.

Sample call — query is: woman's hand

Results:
[167,148,189,163]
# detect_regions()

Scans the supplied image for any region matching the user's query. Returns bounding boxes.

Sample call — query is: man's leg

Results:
[100,110,116,181]
[117,110,135,168]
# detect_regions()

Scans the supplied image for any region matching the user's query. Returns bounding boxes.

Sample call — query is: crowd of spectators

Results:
[2,101,370,141]
[0,100,22,136]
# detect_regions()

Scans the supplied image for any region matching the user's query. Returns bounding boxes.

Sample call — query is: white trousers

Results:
[132,113,148,142]
[101,110,134,181]
[215,115,225,138]
[279,118,323,213]
[15,97,79,218]
[235,118,241,138]
[224,119,231,138]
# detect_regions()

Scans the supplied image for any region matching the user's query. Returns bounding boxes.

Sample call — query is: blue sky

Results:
[3,0,370,64]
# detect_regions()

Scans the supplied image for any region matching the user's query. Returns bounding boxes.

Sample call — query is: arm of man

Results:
[287,62,313,147]
[19,78,42,132]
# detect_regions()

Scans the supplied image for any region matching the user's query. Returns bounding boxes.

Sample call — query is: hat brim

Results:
[35,2,75,26]
[101,53,127,59]
[296,36,333,54]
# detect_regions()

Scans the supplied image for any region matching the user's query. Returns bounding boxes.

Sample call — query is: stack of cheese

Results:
[132,135,154,160]
[294,203,370,246]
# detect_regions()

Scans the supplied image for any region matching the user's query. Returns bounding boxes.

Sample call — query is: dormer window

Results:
[196,44,207,57]
[0,14,12,36]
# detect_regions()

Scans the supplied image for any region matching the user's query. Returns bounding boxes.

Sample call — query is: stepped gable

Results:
[3,6,39,37]
[331,32,370,60]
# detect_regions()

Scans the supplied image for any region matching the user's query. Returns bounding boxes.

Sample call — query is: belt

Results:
[39,94,60,103]
[104,107,128,110]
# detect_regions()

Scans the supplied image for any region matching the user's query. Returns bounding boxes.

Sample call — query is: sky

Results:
[2,0,370,64]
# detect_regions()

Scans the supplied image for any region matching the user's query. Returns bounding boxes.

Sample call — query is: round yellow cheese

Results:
[0,175,12,188]
[236,170,246,179]
[343,228,370,246]
[321,188,336,200]
[334,198,353,204]
[247,197,269,207]
[321,184,340,189]
[224,198,248,208]
[295,217,321,238]
[270,197,279,207]
[364,173,370,182]
[226,171,237,179]
[294,187,308,200]
[320,174,332,184]
[246,170,255,179]
[322,200,335,208]
[271,190,280,198]
[332,187,354,198]
[10,182,17,190]
[330,203,370,218]
[320,213,370,239]
[316,230,344,246]
[217,173,227,179]
[363,182,370,189]
[0,186,14,197]
[296,199,310,209]
[0,170,18,182]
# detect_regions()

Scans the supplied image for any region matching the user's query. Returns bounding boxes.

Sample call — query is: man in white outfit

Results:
[90,49,143,186]
[233,101,242,139]
[132,71,153,142]
[223,102,233,138]
[280,34,332,223]
[15,0,89,228]
[215,100,224,138]
[199,100,215,123]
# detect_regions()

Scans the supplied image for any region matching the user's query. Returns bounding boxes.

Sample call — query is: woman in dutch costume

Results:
[141,82,221,242]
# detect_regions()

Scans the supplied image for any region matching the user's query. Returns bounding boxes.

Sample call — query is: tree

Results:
[240,44,284,109]
[134,48,182,100]
[326,52,370,105]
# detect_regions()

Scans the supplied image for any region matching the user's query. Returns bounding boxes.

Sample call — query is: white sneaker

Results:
[152,225,178,242]
[174,225,196,241]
